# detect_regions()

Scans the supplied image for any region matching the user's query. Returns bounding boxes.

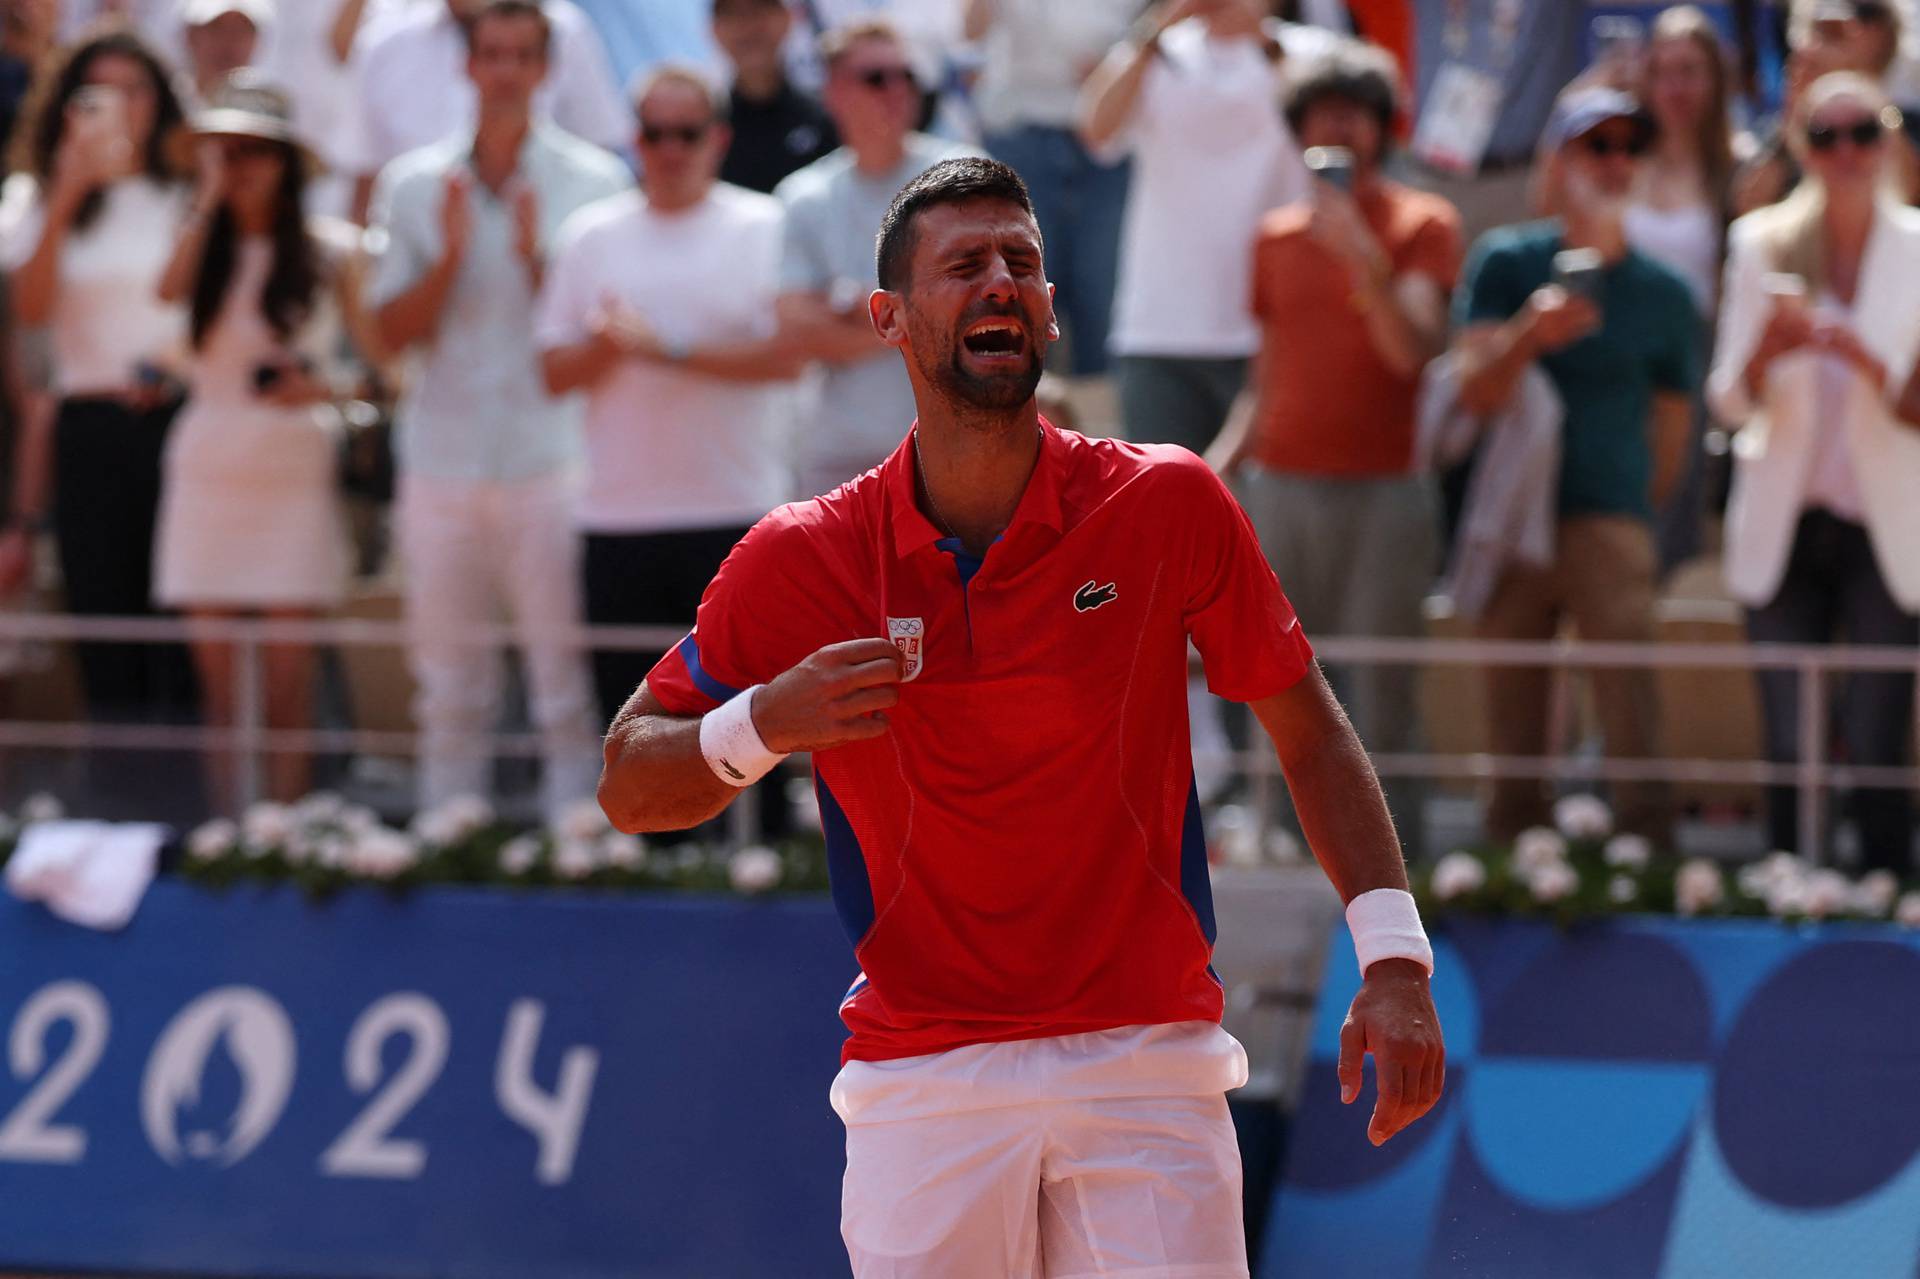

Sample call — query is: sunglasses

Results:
[639,122,710,147]
[1807,118,1884,151]
[1855,1,1893,24]
[1581,132,1650,158]
[851,66,915,92]
[218,137,282,160]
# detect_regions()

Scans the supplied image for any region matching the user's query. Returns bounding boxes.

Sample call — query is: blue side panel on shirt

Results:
[678,634,743,703]
[816,775,876,949]
[1181,775,1218,945]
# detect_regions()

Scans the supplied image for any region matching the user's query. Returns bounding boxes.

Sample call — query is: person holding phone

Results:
[0,30,196,735]
[1449,86,1700,845]
[1204,42,1462,853]
[149,73,358,810]
[1709,71,1920,865]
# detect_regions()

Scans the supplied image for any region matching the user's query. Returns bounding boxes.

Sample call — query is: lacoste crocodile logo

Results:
[1074,580,1118,613]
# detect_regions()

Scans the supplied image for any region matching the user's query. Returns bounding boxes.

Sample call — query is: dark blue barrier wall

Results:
[1266,917,1920,1279]
[0,882,855,1278]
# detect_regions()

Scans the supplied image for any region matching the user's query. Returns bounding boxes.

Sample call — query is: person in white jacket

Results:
[1707,70,1920,867]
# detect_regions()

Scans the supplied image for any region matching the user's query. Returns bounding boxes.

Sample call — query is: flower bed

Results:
[0,791,831,899]
[1412,794,1920,926]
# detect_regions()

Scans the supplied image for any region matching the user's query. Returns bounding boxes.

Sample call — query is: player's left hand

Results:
[1337,957,1444,1146]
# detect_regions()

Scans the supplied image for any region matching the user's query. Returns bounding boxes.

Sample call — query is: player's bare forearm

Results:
[1249,666,1408,902]
[598,683,738,833]
[598,639,907,833]
[1251,666,1445,1146]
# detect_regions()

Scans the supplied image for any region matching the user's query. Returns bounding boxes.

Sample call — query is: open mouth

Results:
[961,319,1026,361]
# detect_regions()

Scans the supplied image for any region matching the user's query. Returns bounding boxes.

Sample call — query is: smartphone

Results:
[1590,15,1645,69]
[1304,146,1356,193]
[1551,248,1607,306]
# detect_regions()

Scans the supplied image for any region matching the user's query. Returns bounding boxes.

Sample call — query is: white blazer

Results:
[1707,198,1920,612]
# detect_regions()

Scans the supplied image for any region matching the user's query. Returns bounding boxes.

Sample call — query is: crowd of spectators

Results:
[0,0,1913,866]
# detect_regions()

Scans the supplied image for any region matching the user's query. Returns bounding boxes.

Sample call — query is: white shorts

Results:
[834,1022,1251,1279]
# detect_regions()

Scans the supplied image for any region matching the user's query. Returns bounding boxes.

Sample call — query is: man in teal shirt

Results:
[1450,87,1699,844]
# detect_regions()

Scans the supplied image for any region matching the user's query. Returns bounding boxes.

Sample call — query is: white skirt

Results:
[153,402,352,609]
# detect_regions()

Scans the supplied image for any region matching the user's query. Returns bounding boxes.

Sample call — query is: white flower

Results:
[1765,875,1810,918]
[552,839,599,881]
[292,791,346,826]
[554,798,611,844]
[728,845,784,894]
[21,792,63,824]
[1211,804,1262,869]
[1802,869,1853,920]
[313,834,349,870]
[1675,860,1725,915]
[1852,870,1900,918]
[1525,859,1580,903]
[1514,827,1569,873]
[187,818,238,862]
[1739,851,1806,900]
[598,831,646,870]
[345,828,418,880]
[499,834,542,877]
[1553,794,1614,841]
[1608,874,1639,905]
[241,801,294,851]
[282,831,316,867]
[412,794,495,847]
[1603,834,1652,871]
[1896,892,1920,928]
[1430,851,1487,901]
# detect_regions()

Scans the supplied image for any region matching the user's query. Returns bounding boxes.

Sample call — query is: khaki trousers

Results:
[1476,516,1672,842]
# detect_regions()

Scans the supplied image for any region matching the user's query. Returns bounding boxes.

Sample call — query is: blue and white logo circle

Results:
[140,987,296,1168]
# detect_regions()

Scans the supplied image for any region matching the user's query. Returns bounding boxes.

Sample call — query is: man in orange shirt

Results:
[1207,41,1462,853]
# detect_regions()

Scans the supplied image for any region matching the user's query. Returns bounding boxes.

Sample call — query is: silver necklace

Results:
[912,429,959,539]
[912,423,1045,543]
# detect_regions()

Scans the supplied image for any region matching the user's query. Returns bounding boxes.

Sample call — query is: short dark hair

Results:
[875,157,1036,292]
[712,0,785,15]
[464,0,552,55]
[1282,43,1401,136]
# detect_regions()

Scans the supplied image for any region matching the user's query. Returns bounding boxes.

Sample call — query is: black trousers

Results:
[53,396,197,723]
[581,524,752,725]
[1746,509,1919,868]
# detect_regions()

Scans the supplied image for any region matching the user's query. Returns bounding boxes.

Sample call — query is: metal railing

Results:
[3,613,1914,858]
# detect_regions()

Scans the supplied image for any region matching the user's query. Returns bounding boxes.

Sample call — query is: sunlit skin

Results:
[1645,35,1714,139]
[871,199,1061,421]
[711,0,791,98]
[77,50,160,153]
[821,35,918,166]
[466,12,548,120]
[635,80,728,213]
[185,11,258,94]
[1563,119,1647,206]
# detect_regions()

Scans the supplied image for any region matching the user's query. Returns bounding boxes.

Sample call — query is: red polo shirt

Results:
[646,421,1314,1062]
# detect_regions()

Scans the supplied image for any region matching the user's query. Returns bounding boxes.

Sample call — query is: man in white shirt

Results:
[774,17,973,497]
[537,65,801,724]
[1080,0,1339,456]
[344,0,628,221]
[366,0,632,819]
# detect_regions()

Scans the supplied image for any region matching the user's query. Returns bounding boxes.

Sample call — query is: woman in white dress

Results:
[153,73,354,808]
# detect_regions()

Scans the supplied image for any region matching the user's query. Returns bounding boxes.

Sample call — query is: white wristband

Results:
[1346,888,1434,978]
[698,685,787,788]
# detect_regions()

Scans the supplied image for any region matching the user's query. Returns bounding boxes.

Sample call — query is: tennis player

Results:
[599,157,1444,1279]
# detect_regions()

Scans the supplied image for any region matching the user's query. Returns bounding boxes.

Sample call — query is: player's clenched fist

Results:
[752,638,905,754]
